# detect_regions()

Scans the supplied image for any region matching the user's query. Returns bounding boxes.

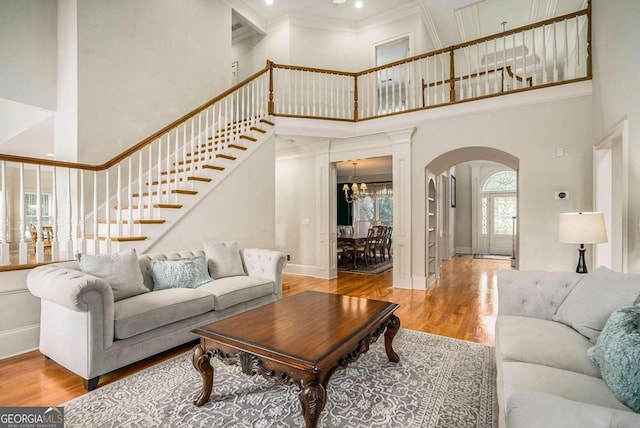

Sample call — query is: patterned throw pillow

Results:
[588,306,640,412]
[78,249,149,301]
[149,257,212,290]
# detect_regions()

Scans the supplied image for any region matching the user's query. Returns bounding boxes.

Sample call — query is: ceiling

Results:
[336,156,392,180]
[233,0,587,47]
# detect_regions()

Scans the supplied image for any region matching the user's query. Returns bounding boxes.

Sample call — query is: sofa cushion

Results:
[148,256,211,290]
[502,361,631,412]
[553,266,640,342]
[198,276,274,311]
[588,306,640,413]
[204,241,246,279]
[79,249,149,301]
[496,315,600,378]
[507,391,640,428]
[113,288,215,339]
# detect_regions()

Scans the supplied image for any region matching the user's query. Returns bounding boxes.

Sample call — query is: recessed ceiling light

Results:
[355,1,363,8]
[265,0,273,5]
[45,153,55,157]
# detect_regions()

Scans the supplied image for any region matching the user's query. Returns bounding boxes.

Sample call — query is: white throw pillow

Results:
[78,249,149,301]
[553,266,640,342]
[203,241,246,279]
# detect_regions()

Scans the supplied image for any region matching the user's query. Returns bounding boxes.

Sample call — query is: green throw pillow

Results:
[588,306,640,412]
[149,257,212,290]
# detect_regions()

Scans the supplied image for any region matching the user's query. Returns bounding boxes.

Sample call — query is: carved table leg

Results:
[384,314,401,363]
[192,343,214,406]
[299,381,327,428]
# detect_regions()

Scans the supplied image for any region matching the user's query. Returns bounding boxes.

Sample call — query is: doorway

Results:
[375,36,410,114]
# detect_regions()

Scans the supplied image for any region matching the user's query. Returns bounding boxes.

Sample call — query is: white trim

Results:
[412,275,427,290]
[283,263,323,278]
[456,246,472,254]
[0,323,39,360]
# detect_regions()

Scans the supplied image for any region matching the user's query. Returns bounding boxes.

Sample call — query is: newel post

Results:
[267,60,275,115]
[449,48,456,102]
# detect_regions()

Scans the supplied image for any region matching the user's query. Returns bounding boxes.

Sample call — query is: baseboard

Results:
[283,263,318,278]
[0,323,39,360]
[456,246,472,254]
[412,276,427,290]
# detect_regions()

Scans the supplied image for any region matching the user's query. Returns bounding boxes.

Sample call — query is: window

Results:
[25,193,52,228]
[482,170,516,192]
[354,183,393,235]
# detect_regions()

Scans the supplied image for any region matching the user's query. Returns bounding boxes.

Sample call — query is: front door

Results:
[488,193,516,255]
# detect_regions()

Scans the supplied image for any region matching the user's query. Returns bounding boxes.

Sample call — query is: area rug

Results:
[62,329,497,428]
[338,259,393,275]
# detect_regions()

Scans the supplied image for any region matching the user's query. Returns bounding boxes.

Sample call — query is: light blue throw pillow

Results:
[588,306,640,412]
[149,257,212,290]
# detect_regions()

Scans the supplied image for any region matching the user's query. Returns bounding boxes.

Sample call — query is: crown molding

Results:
[357,2,422,31]
[287,14,358,33]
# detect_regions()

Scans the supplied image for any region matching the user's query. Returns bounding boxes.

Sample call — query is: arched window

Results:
[482,170,517,192]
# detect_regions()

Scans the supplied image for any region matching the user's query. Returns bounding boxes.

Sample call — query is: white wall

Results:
[232,21,290,80]
[454,162,472,253]
[0,0,57,110]
[412,95,593,275]
[74,0,232,164]
[592,0,640,273]
[146,138,277,253]
[275,154,317,267]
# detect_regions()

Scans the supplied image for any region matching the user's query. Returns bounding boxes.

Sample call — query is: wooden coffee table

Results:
[191,290,400,428]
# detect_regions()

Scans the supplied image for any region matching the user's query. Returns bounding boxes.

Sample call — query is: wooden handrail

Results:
[0,66,270,172]
[271,62,357,77]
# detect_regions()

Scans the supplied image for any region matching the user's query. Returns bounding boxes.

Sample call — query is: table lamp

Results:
[558,212,607,273]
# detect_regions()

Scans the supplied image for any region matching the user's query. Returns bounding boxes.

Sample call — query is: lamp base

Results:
[576,245,587,274]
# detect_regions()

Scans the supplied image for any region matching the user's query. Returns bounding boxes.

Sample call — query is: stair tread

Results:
[81,234,147,242]
[97,219,166,224]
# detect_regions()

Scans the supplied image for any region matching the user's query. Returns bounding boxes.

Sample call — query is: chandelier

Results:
[342,162,367,204]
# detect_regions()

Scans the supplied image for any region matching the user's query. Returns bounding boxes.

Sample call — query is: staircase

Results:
[86,117,275,256]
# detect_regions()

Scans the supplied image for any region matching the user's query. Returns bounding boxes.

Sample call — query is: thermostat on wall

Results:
[555,191,569,200]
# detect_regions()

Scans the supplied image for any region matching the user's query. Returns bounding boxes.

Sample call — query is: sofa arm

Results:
[27,262,115,313]
[497,270,583,320]
[241,248,287,299]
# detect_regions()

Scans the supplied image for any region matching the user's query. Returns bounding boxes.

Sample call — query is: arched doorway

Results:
[425,147,519,284]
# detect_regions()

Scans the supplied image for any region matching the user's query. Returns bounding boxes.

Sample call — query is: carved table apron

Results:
[191,291,400,428]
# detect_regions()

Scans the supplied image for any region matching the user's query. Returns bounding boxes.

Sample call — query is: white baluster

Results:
[104,169,111,254]
[522,30,527,87]
[552,22,558,82]
[173,126,179,201]
[128,158,134,236]
[93,171,99,254]
[51,166,59,261]
[35,165,44,262]
[78,169,86,255]
[157,136,163,210]
[197,113,203,174]
[503,34,508,90]
[494,39,499,93]
[138,150,143,221]
[531,28,537,86]
[66,168,74,258]
[165,132,171,202]
[201,113,206,174]
[476,44,481,96]
[148,144,154,219]
[542,24,548,83]
[512,33,517,90]
[564,19,569,80]
[484,41,490,94]
[18,163,27,264]
[0,161,8,265]
[116,163,122,237]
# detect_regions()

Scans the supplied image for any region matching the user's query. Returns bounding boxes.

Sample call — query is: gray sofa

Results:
[496,268,640,428]
[27,247,287,390]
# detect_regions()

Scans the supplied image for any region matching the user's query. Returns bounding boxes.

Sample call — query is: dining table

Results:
[337,235,368,268]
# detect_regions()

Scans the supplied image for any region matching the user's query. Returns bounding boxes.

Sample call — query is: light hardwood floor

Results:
[0,255,511,407]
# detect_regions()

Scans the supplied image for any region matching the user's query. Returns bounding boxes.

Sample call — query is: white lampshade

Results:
[558,212,608,244]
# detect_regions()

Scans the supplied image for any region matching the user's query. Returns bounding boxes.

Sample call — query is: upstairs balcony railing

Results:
[0,5,590,269]
[269,5,590,121]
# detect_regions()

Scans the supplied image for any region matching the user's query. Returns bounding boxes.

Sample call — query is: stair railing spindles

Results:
[484,41,490,94]
[522,30,527,87]
[18,163,27,264]
[511,33,517,90]
[157,136,163,212]
[51,166,59,261]
[531,28,537,86]
[173,126,179,202]
[116,163,122,237]
[93,171,99,254]
[148,144,154,220]
[137,151,143,222]
[35,164,44,263]
[563,19,569,79]
[79,170,86,255]
[0,160,8,266]
[542,24,548,83]
[127,158,134,236]
[165,133,171,203]
[67,168,74,258]
[493,38,499,93]
[552,21,558,82]
[104,168,111,254]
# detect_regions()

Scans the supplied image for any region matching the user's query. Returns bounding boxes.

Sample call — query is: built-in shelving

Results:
[427,178,437,284]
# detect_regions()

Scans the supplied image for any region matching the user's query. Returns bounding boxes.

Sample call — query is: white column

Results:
[314,144,333,279]
[388,128,415,289]
[0,161,8,266]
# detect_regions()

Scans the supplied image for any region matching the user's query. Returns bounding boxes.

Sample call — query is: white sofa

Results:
[27,246,287,390]
[495,268,640,428]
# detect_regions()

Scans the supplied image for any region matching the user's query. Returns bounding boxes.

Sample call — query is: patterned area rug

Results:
[63,329,497,428]
[338,259,393,275]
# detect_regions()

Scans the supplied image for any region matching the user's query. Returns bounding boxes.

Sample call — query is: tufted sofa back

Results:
[497,270,583,320]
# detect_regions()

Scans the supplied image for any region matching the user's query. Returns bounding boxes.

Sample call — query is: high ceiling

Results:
[234,0,587,47]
